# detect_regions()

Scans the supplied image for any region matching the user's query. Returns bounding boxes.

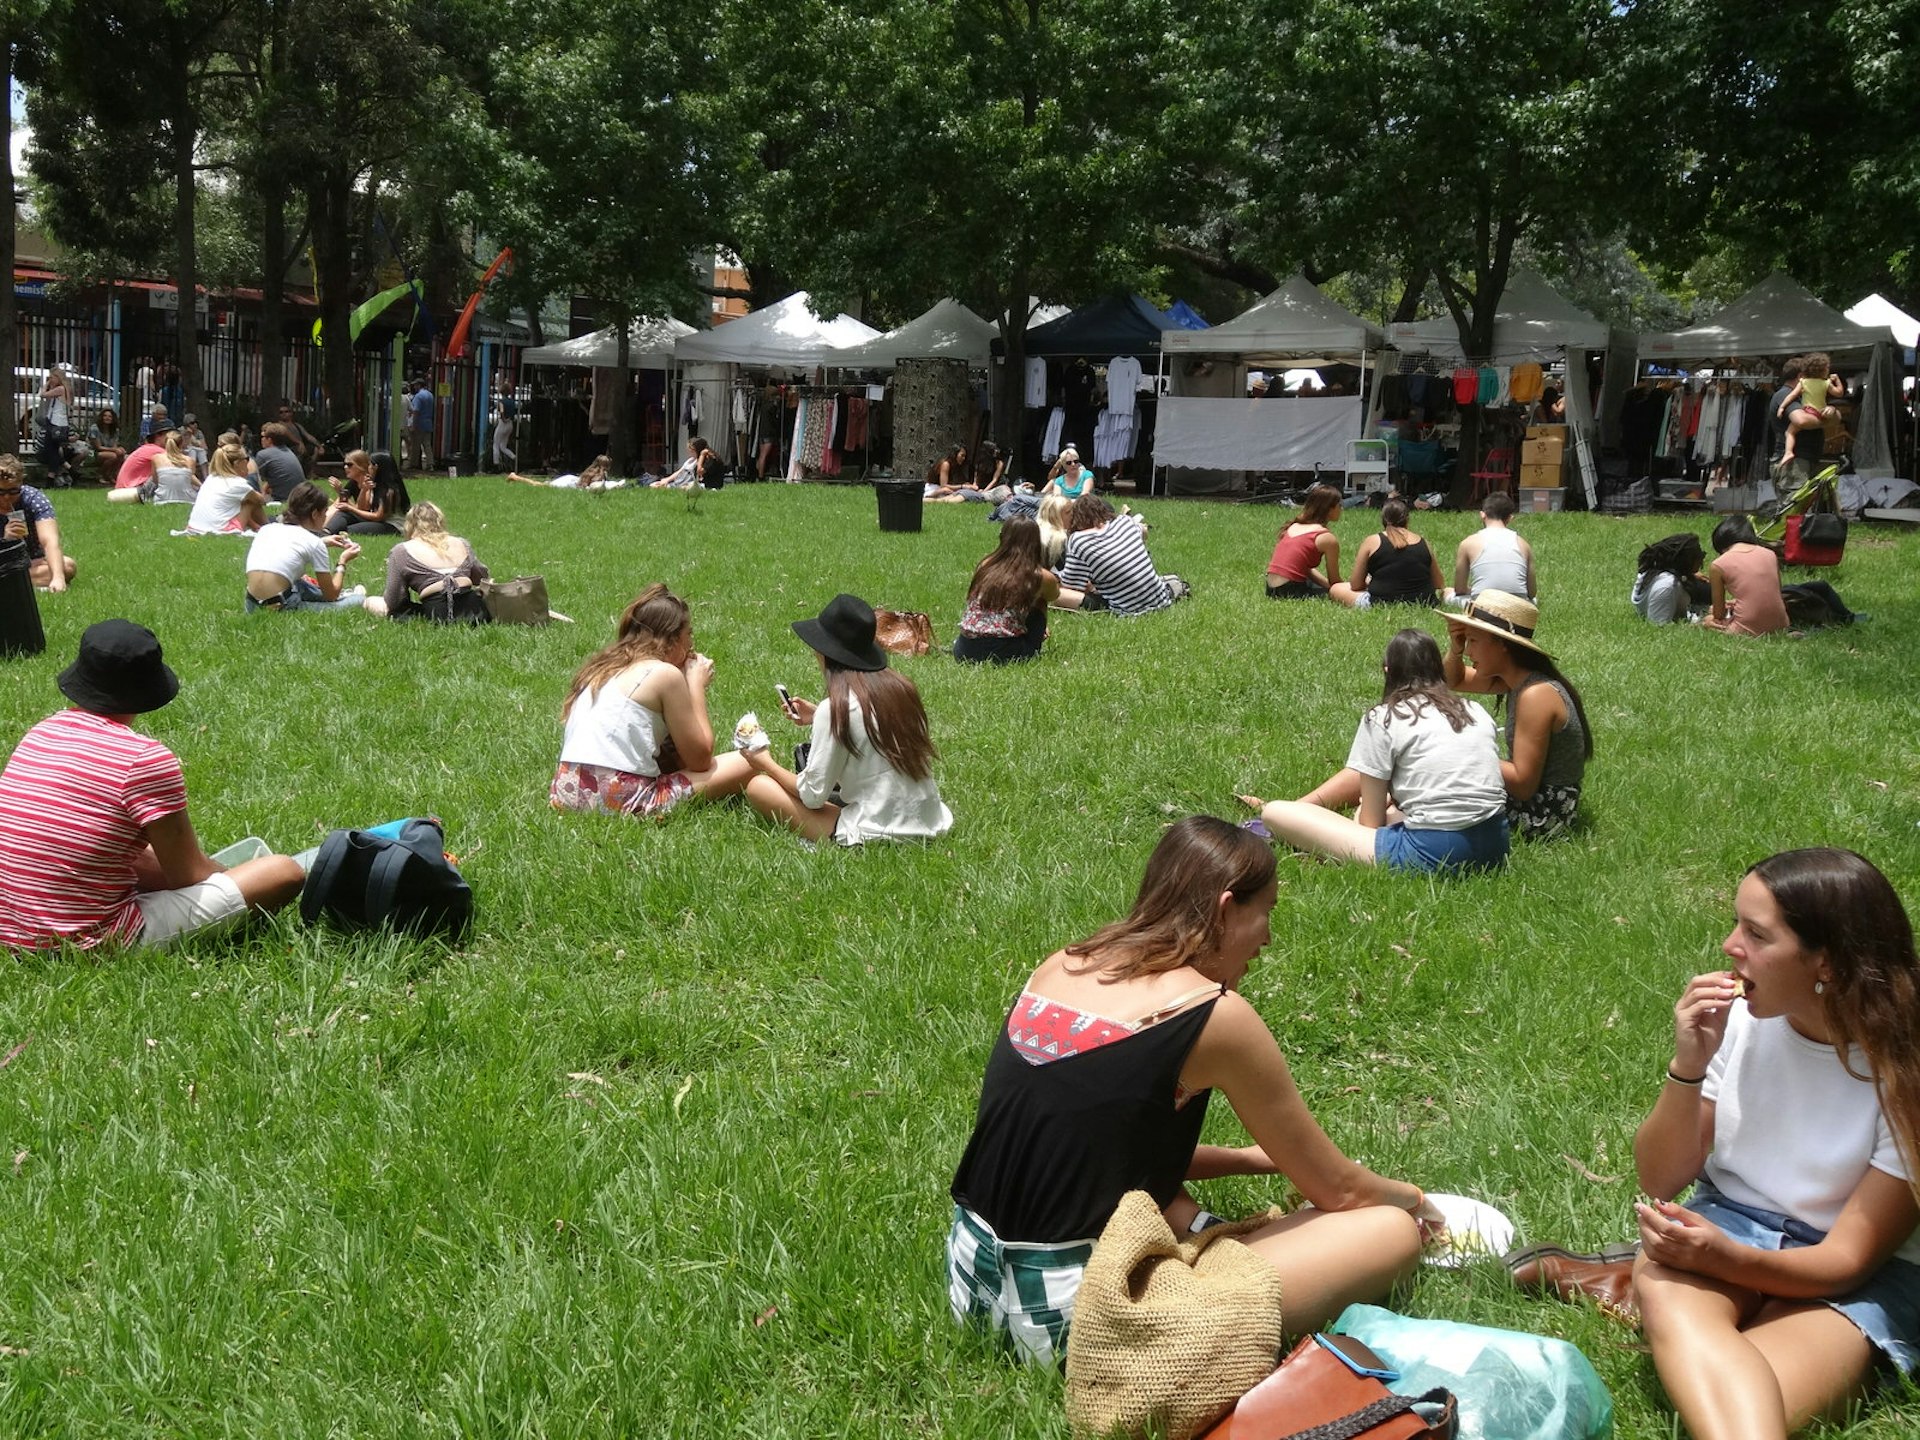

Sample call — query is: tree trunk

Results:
[169,94,206,424]
[0,36,18,456]
[994,251,1033,462]
[258,178,286,416]
[311,169,357,434]
[608,315,633,477]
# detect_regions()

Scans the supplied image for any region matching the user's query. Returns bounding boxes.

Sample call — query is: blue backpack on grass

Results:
[299,817,472,942]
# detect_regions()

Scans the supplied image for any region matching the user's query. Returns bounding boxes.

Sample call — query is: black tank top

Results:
[1366,532,1437,605]
[950,996,1218,1242]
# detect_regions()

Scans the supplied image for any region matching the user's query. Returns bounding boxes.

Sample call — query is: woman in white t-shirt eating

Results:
[184,442,268,535]
[1633,848,1920,1440]
[242,482,367,613]
[1245,629,1508,873]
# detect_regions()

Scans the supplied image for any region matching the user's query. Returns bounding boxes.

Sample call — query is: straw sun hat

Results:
[1452,589,1552,662]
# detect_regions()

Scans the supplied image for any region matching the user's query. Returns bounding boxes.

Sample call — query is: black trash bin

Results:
[0,538,47,658]
[875,480,924,533]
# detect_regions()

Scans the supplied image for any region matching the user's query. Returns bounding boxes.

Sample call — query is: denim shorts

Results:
[1688,1179,1920,1377]
[1374,812,1509,874]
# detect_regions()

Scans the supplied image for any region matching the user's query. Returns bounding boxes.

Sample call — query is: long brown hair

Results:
[1380,629,1475,732]
[824,665,936,781]
[563,584,689,718]
[968,518,1046,613]
[1066,817,1276,981]
[1296,482,1342,526]
[1748,849,1920,1200]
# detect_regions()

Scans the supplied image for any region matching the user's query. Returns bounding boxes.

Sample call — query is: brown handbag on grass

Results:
[478,574,551,625]
[1196,1332,1457,1440]
[872,607,934,655]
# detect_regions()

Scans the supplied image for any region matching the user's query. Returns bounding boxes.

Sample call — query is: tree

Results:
[719,0,1223,452]
[2,6,41,456]
[471,0,729,473]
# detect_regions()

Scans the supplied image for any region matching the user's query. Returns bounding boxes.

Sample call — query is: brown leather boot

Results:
[1503,1243,1640,1322]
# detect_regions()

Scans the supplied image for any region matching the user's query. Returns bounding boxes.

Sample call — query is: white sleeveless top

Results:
[1467,527,1529,598]
[558,663,671,776]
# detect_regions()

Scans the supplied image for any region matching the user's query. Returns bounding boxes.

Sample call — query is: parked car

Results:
[13,366,119,438]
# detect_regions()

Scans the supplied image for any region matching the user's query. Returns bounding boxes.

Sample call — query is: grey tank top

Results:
[1505,673,1585,791]
[1468,528,1529,598]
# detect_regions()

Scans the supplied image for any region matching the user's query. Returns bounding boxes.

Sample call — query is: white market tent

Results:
[1638,273,1903,475]
[1386,266,1608,361]
[674,291,878,368]
[835,299,996,369]
[520,316,695,369]
[1155,275,1384,489]
[1847,293,1918,352]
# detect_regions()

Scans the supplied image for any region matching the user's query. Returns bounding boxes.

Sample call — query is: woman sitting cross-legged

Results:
[550,584,755,818]
[1264,482,1358,603]
[742,594,953,844]
[242,482,367,613]
[326,449,409,535]
[182,441,269,536]
[947,816,1441,1362]
[1346,497,1447,608]
[1441,591,1592,841]
[1247,629,1508,873]
[1633,848,1920,1440]
[953,517,1077,664]
[365,502,491,623]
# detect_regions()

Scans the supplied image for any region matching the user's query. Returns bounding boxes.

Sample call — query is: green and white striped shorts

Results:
[947,1203,1096,1364]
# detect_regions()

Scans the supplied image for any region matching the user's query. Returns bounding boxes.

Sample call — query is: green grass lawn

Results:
[3,479,1918,1437]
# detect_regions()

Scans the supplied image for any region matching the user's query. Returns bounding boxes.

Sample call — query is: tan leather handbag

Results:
[872,607,934,655]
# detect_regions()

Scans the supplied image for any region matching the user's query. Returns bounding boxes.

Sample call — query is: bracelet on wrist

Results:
[1666,1066,1705,1086]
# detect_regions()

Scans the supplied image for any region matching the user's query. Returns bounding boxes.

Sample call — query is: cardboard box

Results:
[1517,485,1565,512]
[1524,424,1567,441]
[1519,461,1563,488]
[1521,437,1565,466]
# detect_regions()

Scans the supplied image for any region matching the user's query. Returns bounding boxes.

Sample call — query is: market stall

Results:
[518,316,696,472]
[1154,275,1381,494]
[1012,295,1187,482]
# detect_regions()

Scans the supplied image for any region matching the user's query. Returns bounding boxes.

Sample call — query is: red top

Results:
[1268,524,1328,581]
[0,710,188,948]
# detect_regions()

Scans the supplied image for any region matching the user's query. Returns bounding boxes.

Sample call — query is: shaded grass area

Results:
[3,480,1918,1436]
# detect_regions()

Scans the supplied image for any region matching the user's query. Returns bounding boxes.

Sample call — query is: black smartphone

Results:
[775,683,793,712]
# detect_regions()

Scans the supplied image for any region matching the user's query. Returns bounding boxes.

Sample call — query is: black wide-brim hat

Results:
[792,594,888,672]
[58,619,181,715]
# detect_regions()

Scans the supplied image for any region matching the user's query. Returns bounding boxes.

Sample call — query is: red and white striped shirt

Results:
[0,710,187,949]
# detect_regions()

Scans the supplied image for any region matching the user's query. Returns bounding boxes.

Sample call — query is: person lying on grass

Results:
[0,620,305,952]
[550,583,755,818]
[506,454,626,490]
[242,482,367,613]
[1264,482,1357,603]
[741,593,952,844]
[1633,847,1920,1440]
[947,815,1443,1362]
[1441,591,1592,842]
[953,517,1076,665]
[1243,629,1508,874]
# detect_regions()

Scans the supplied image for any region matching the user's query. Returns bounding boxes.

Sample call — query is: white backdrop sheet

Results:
[1154,396,1362,472]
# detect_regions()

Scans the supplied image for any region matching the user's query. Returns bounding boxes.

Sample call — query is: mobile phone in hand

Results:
[775,683,793,713]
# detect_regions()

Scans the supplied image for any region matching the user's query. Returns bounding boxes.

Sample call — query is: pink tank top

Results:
[1268,525,1327,581]
[1716,544,1789,637]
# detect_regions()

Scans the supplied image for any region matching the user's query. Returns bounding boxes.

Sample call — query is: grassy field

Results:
[2,477,1918,1438]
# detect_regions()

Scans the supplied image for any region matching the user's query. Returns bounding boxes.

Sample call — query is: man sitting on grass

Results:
[1054,494,1188,615]
[1449,491,1536,607]
[0,620,306,951]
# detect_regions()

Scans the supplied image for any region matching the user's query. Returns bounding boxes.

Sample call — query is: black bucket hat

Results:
[792,594,888,672]
[58,620,181,715]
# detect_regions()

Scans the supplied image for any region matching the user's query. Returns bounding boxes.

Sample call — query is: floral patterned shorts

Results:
[1509,785,1580,842]
[550,761,694,819]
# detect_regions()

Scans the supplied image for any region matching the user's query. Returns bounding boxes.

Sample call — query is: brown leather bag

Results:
[872,607,934,656]
[1197,1333,1456,1440]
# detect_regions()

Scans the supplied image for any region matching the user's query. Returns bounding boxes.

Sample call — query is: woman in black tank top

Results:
[1348,497,1444,606]
[947,817,1443,1359]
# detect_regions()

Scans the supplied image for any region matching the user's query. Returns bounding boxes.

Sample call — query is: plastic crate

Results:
[1517,485,1565,513]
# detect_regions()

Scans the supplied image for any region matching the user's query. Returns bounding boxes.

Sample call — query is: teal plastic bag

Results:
[1331,1304,1612,1440]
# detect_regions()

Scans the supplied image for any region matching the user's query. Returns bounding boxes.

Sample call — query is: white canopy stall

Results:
[674,293,880,479]
[834,299,996,370]
[519,315,695,369]
[1154,275,1383,493]
[1639,274,1903,477]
